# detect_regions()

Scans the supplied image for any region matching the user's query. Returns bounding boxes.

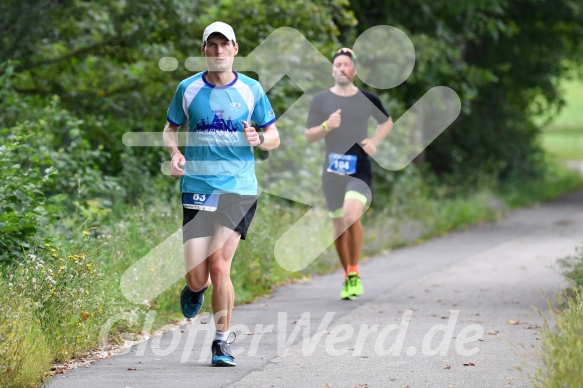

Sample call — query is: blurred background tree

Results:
[347,0,583,186]
[1,0,582,263]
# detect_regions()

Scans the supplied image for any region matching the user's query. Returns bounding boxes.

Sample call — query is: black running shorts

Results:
[182,193,257,242]
[321,170,372,214]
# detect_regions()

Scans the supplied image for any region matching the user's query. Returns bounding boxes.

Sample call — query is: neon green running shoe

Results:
[340,278,355,300]
[347,272,363,297]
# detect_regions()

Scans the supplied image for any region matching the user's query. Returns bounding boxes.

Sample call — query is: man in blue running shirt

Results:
[163,21,280,367]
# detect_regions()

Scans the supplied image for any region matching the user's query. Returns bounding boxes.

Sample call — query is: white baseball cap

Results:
[202,21,236,44]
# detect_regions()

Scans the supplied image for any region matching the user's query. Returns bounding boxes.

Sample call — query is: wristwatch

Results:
[258,133,265,146]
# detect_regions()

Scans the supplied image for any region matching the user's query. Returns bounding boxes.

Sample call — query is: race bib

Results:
[182,193,219,212]
[327,153,357,175]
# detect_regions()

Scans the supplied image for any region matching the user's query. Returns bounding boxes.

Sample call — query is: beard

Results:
[335,76,352,86]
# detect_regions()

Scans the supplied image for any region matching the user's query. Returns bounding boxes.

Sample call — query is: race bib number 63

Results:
[182,193,219,212]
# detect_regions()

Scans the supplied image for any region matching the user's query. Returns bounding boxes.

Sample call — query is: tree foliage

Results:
[1,0,583,261]
[348,0,583,183]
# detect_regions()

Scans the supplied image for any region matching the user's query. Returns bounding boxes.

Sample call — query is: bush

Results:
[0,128,62,264]
[0,67,126,263]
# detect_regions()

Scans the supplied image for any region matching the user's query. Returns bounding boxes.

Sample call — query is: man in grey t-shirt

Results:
[305,47,393,300]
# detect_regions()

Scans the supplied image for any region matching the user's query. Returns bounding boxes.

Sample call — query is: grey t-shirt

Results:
[306,89,390,170]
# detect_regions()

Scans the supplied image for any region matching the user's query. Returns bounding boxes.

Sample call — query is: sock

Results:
[215,331,228,342]
[346,265,359,277]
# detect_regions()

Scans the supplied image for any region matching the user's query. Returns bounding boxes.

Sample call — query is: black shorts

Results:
[321,170,372,214]
[182,193,257,242]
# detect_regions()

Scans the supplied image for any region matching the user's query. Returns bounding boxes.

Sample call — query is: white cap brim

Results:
[202,21,236,43]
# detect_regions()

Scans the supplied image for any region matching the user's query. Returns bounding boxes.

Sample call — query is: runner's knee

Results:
[209,260,231,283]
[185,271,209,291]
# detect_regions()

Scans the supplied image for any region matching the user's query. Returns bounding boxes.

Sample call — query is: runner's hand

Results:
[243,121,262,146]
[170,152,185,178]
[361,138,377,156]
[327,109,342,129]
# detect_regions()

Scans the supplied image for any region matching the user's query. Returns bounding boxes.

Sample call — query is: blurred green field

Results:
[541,78,583,160]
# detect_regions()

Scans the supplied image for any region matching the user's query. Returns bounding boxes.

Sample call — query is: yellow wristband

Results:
[322,121,331,132]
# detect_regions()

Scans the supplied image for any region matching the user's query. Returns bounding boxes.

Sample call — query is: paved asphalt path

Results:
[49,189,583,388]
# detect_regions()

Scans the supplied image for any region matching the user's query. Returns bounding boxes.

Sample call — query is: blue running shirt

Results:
[167,71,276,195]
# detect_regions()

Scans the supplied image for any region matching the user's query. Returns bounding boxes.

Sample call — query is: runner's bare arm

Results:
[163,121,185,177]
[361,117,393,156]
[305,109,341,143]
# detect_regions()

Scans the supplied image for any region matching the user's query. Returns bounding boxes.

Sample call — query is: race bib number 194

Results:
[182,193,219,212]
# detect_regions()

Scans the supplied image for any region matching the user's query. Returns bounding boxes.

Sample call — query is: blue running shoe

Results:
[211,338,236,367]
[180,285,207,318]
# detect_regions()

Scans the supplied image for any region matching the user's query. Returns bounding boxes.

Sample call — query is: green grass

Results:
[540,77,583,160]
[0,294,52,388]
[547,77,583,130]
[534,284,583,388]
[500,160,583,207]
[556,245,583,288]
[541,128,583,160]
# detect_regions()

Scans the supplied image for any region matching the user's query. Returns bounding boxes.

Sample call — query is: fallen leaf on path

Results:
[463,362,476,366]
[487,330,499,335]
[508,320,520,325]
[322,384,332,387]
[127,368,137,371]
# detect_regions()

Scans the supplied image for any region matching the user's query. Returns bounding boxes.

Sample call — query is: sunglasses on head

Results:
[333,47,357,61]
[336,47,354,55]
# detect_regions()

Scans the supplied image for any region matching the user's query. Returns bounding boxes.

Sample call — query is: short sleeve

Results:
[367,92,390,124]
[251,85,277,128]
[166,83,187,126]
[306,93,325,128]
